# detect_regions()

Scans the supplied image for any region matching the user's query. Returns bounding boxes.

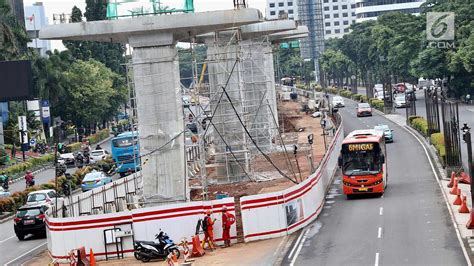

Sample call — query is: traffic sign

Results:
[30,138,36,146]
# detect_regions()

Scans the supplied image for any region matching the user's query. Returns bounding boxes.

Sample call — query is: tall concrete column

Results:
[206,35,250,182]
[129,34,186,202]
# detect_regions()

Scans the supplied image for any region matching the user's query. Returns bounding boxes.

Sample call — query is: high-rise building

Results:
[269,0,356,40]
[321,0,356,39]
[354,0,425,23]
[24,2,51,56]
[266,0,298,20]
[8,0,25,25]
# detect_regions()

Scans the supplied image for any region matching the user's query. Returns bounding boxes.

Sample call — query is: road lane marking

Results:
[290,228,310,266]
[375,253,380,266]
[378,227,382,238]
[405,127,472,266]
[288,229,305,259]
[0,235,15,244]
[5,242,47,266]
[379,207,383,216]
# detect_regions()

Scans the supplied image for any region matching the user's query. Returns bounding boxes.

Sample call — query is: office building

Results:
[321,0,356,39]
[355,0,425,23]
[266,0,298,20]
[24,2,51,56]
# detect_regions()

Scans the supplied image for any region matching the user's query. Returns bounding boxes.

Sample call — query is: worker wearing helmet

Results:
[201,210,216,250]
[221,206,236,247]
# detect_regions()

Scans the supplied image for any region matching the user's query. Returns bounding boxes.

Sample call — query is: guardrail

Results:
[61,173,142,217]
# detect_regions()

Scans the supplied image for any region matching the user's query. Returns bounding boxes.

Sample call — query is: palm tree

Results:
[0,0,29,60]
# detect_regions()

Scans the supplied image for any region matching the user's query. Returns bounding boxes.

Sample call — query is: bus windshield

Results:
[112,136,138,148]
[341,142,383,176]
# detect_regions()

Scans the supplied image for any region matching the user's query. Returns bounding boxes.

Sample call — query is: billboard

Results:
[0,60,33,101]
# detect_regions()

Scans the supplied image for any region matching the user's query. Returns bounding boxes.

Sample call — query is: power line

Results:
[220,85,298,184]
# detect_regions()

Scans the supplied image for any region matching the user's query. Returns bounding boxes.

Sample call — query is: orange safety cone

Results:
[459,172,471,184]
[191,235,205,257]
[450,178,459,195]
[448,171,456,188]
[459,195,470,213]
[453,189,462,205]
[467,208,474,229]
[89,248,96,266]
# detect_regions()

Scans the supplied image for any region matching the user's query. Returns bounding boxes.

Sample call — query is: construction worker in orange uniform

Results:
[201,210,216,250]
[221,206,235,247]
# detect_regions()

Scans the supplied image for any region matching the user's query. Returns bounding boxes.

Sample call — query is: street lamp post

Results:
[462,123,474,229]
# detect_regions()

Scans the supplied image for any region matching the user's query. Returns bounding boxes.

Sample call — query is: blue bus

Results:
[111,131,140,177]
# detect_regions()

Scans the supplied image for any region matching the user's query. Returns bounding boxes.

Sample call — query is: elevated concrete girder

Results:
[40,9,263,44]
[268,26,309,43]
[40,9,263,203]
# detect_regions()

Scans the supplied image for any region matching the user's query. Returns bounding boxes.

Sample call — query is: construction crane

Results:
[106,0,194,19]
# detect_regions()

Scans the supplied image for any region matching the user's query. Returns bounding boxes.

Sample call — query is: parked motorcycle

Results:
[134,230,180,263]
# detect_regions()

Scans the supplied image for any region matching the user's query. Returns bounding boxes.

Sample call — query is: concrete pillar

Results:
[239,39,276,152]
[206,35,250,182]
[129,34,187,202]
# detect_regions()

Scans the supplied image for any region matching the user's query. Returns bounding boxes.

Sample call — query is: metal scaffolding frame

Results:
[200,31,280,183]
[297,0,325,83]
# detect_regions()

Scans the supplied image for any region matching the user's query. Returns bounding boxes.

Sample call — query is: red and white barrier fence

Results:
[47,119,344,261]
[47,197,236,262]
[241,122,343,242]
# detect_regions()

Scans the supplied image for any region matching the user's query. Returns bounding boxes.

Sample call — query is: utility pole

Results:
[54,143,58,218]
[462,123,474,229]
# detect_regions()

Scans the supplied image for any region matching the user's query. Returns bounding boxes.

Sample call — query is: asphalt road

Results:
[404,90,474,173]
[284,97,466,265]
[0,138,112,266]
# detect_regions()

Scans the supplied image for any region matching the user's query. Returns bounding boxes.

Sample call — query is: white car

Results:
[89,149,108,164]
[394,95,407,108]
[59,153,75,166]
[332,96,345,107]
[26,190,63,207]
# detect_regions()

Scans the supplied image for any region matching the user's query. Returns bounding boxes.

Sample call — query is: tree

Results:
[63,6,91,61]
[83,2,125,74]
[0,0,29,60]
[178,45,208,88]
[62,60,127,128]
[275,46,313,84]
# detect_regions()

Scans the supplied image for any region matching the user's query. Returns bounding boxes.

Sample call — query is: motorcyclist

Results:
[95,144,102,150]
[0,172,9,191]
[24,171,35,188]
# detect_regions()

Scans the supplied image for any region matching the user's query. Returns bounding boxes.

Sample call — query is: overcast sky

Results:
[23,0,267,50]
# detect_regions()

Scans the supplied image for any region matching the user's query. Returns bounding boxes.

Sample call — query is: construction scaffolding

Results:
[297,0,325,83]
[201,31,280,183]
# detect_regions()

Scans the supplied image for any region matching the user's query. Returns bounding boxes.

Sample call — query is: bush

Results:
[410,117,428,136]
[314,85,323,92]
[66,142,82,153]
[352,94,362,101]
[370,99,384,111]
[408,115,422,125]
[327,87,338,94]
[338,90,353,98]
[87,129,110,145]
[430,133,446,164]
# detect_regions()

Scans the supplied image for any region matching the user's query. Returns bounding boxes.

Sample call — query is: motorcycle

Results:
[75,152,85,168]
[134,230,180,263]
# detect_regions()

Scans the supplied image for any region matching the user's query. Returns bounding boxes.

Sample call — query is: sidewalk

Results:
[25,236,292,266]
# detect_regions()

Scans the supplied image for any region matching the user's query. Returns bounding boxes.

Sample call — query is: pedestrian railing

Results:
[60,172,142,217]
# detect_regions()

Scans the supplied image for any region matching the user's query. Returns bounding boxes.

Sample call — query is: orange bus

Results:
[338,130,387,198]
